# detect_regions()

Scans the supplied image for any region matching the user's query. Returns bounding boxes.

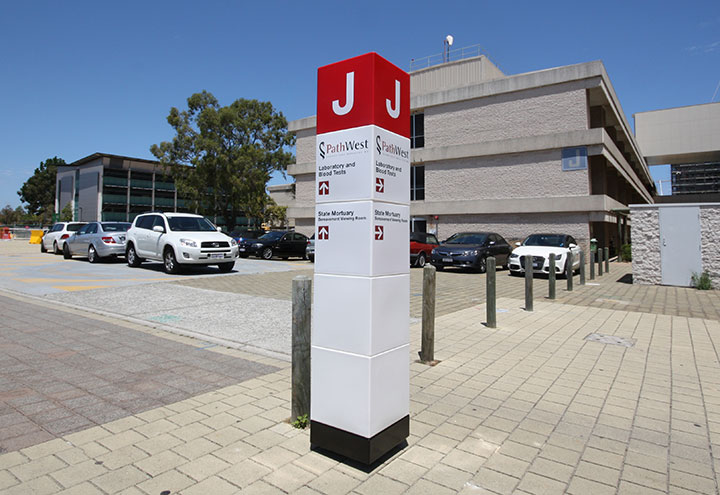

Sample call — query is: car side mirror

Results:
[569,243,577,249]
[515,242,521,247]
[217,227,222,232]
[152,225,165,233]
[488,241,496,246]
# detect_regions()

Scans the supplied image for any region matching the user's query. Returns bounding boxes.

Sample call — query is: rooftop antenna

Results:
[443,35,454,63]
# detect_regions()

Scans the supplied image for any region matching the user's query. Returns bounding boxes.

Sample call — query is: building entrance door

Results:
[411,217,427,233]
[660,206,701,286]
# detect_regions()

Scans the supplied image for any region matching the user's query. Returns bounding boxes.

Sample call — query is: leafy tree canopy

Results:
[150,91,295,232]
[18,156,65,224]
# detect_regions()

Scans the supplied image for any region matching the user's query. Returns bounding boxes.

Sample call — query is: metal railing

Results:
[409,44,488,72]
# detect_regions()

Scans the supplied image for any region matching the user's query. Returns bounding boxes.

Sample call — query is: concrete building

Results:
[286,55,655,254]
[635,102,720,200]
[56,153,192,223]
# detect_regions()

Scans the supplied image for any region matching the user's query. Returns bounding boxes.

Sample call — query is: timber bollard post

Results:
[598,247,604,276]
[548,253,556,300]
[590,251,595,280]
[579,251,586,285]
[604,247,610,273]
[486,257,496,328]
[291,275,311,422]
[524,255,533,311]
[420,264,436,362]
[566,250,574,291]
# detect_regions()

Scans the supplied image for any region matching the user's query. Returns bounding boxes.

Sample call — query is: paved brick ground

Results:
[0,293,279,454]
[2,296,720,494]
[176,262,720,321]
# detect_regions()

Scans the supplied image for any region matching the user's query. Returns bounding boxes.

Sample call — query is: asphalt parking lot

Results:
[0,241,308,296]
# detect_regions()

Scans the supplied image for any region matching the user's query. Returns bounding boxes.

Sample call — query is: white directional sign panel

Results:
[316,125,410,205]
[311,52,411,465]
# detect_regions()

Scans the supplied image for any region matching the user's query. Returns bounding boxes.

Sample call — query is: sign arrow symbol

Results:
[375,226,384,240]
[318,226,329,240]
[375,178,384,193]
[318,181,330,195]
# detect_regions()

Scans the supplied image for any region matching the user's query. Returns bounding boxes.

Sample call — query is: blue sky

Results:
[1,0,718,208]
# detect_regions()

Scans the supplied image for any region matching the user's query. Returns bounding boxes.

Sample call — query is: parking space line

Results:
[51,285,111,291]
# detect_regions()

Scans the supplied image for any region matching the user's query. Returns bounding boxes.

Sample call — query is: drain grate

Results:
[585,333,636,347]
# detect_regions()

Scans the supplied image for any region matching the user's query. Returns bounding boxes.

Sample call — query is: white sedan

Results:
[508,233,582,277]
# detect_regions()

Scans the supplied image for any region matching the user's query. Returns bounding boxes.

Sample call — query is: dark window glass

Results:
[411,166,425,201]
[136,216,153,230]
[151,216,166,230]
[293,233,306,241]
[87,224,98,234]
[67,223,85,232]
[522,234,565,247]
[445,233,488,245]
[101,223,131,232]
[259,231,284,241]
[410,113,424,149]
[426,234,439,245]
[77,225,90,235]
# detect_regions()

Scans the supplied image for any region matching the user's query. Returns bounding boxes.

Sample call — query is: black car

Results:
[230,229,266,244]
[430,232,511,272]
[238,231,309,260]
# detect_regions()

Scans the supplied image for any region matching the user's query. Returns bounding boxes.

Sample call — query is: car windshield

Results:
[523,234,565,247]
[101,223,131,232]
[445,233,488,245]
[167,216,217,232]
[67,224,85,232]
[258,231,284,241]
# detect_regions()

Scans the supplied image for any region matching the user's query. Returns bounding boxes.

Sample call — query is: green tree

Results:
[263,198,288,228]
[18,157,65,225]
[150,91,295,232]
[0,205,19,225]
[60,203,73,222]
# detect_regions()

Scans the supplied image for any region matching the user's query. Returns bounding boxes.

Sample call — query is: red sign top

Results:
[317,52,410,137]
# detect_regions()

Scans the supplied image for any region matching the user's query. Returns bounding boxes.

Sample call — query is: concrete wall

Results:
[630,208,661,285]
[295,217,315,237]
[700,206,720,288]
[635,102,720,165]
[426,84,588,148]
[631,204,720,288]
[426,150,589,201]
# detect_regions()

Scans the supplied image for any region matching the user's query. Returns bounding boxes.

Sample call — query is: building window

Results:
[411,166,425,201]
[411,113,424,149]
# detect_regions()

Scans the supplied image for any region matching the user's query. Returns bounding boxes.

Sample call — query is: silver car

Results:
[63,222,132,263]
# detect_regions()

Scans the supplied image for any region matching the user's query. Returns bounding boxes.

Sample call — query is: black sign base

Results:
[310,415,409,465]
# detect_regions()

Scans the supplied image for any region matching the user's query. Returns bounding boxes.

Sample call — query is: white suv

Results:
[125,212,238,274]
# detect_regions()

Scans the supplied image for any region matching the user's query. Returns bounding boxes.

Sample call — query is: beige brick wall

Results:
[425,83,588,148]
[630,208,661,285]
[294,174,316,206]
[430,212,591,253]
[700,206,720,288]
[295,129,316,165]
[426,150,589,201]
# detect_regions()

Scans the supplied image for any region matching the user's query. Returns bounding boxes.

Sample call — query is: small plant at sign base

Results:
[691,271,713,290]
[292,414,309,429]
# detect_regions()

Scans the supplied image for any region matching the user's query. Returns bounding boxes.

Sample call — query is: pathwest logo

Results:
[318,138,368,160]
[375,135,409,159]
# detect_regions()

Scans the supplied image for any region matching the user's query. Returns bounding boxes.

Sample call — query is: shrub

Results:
[691,271,713,290]
[621,244,632,262]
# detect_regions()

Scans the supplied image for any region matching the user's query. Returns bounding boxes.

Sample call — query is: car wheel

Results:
[416,253,427,268]
[308,254,315,263]
[53,241,60,255]
[477,257,487,273]
[261,247,273,260]
[218,262,234,273]
[63,244,72,259]
[126,244,142,267]
[163,247,181,274]
[40,240,47,253]
[88,245,99,263]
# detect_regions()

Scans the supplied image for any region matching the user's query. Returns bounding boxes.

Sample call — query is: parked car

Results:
[125,212,238,274]
[430,232,511,272]
[238,231,309,260]
[508,233,581,277]
[410,232,439,268]
[306,234,315,262]
[229,228,266,244]
[63,222,131,262]
[41,222,87,254]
